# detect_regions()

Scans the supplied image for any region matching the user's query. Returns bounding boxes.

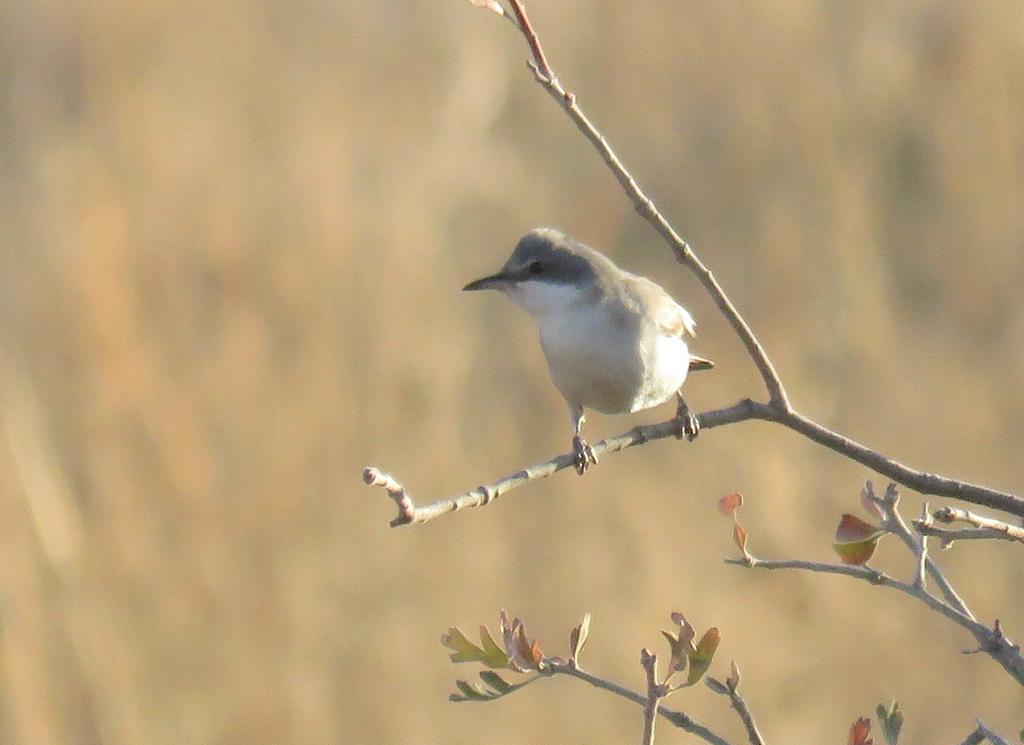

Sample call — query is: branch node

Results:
[363,466,417,526]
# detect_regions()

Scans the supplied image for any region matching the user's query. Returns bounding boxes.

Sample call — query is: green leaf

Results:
[875,701,902,745]
[833,514,886,566]
[450,671,538,703]
[477,625,510,668]
[443,627,487,664]
[685,627,721,686]
[441,625,509,668]
[451,679,490,702]
[479,670,512,693]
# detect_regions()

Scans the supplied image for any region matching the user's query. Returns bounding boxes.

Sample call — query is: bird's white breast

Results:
[510,281,689,415]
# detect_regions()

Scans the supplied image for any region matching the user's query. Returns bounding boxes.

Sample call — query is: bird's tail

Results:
[688,355,715,372]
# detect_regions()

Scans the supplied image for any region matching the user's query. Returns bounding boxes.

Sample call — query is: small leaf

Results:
[718,492,743,516]
[529,639,544,669]
[833,514,886,566]
[836,514,885,543]
[479,670,512,694]
[477,625,509,668]
[469,0,507,17]
[500,612,530,673]
[442,627,488,664]
[833,538,880,565]
[512,622,545,671]
[441,625,509,668]
[685,627,721,686]
[569,612,591,664]
[661,630,688,673]
[450,671,537,703]
[469,0,520,28]
[453,679,490,702]
[727,660,740,691]
[848,717,873,745]
[670,611,696,648]
[875,701,903,745]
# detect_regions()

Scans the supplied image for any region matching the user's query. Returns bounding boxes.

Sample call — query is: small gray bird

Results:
[464,227,714,474]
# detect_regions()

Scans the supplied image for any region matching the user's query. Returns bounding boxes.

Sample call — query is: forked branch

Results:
[362,0,1023,523]
[725,483,1024,686]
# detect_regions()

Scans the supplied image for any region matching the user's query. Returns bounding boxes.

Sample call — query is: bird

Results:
[463,227,714,475]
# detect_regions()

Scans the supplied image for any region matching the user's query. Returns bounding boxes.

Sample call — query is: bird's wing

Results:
[621,274,697,338]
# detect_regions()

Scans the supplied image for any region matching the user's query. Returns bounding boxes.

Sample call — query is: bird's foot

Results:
[571,434,598,475]
[674,399,700,441]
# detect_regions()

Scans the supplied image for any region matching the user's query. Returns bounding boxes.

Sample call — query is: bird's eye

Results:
[528,260,544,275]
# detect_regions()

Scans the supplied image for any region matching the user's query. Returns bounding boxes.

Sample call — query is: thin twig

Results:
[914,502,929,591]
[507,0,788,410]
[915,523,1023,548]
[640,649,662,745]
[864,482,972,619]
[959,726,985,745]
[366,399,763,526]
[725,554,1024,686]
[960,720,1013,745]
[926,506,1024,545]
[545,660,734,745]
[705,667,765,745]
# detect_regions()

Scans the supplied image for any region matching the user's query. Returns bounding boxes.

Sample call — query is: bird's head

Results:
[463,227,608,316]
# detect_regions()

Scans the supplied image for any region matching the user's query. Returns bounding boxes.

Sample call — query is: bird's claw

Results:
[572,434,598,475]
[675,402,700,441]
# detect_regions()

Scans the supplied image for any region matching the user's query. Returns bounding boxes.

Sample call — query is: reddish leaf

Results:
[661,630,688,673]
[529,640,544,669]
[835,514,884,543]
[718,492,743,517]
[499,611,530,673]
[834,514,886,565]
[512,621,544,672]
[670,612,696,648]
[848,717,873,745]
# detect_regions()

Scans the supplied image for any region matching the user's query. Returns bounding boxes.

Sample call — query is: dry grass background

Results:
[1,0,1023,743]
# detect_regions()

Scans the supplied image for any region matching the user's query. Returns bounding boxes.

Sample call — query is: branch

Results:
[725,554,1024,686]
[705,665,766,745]
[365,399,763,526]
[640,649,663,745]
[545,661,734,745]
[470,0,1022,518]
[917,506,1024,547]
[959,720,1013,745]
[364,1,1024,525]
[863,483,972,619]
[915,522,1024,548]
[775,413,1023,518]
[506,0,787,410]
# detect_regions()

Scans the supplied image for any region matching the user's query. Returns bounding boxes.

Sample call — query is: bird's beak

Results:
[463,271,512,292]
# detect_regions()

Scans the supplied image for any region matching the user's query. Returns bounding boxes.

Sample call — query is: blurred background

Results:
[1,0,1022,742]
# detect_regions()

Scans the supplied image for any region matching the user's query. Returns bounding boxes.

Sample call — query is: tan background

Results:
[1,1,1022,743]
